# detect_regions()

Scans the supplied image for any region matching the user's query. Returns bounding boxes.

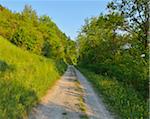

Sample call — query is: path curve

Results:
[29,65,115,119]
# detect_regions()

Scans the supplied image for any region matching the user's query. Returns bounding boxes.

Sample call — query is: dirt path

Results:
[29,65,115,119]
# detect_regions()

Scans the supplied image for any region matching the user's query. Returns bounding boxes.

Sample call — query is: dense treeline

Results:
[0,4,75,64]
[77,0,149,118]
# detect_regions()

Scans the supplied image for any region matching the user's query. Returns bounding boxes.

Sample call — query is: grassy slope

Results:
[78,68,148,119]
[0,36,66,118]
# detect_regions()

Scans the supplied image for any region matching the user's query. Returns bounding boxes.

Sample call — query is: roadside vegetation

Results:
[0,36,67,118]
[0,4,70,118]
[79,68,148,118]
[77,0,149,118]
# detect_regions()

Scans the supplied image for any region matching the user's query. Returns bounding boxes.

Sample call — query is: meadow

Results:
[0,36,67,118]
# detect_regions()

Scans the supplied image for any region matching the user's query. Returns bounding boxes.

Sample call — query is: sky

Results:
[0,0,111,40]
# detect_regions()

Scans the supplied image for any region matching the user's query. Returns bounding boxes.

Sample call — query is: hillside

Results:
[0,36,67,118]
[0,4,76,64]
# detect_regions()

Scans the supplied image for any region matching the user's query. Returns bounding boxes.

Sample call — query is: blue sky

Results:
[0,0,111,40]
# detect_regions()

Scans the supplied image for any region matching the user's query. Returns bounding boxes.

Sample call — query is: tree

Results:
[0,4,75,62]
[11,27,36,51]
[64,38,77,65]
[107,0,150,48]
[22,4,38,26]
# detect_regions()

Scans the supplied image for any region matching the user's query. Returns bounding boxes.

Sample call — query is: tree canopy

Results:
[0,4,76,64]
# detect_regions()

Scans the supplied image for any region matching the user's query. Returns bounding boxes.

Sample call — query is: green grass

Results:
[0,36,67,118]
[78,68,148,119]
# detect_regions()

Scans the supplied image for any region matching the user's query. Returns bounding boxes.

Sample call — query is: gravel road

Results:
[29,65,115,119]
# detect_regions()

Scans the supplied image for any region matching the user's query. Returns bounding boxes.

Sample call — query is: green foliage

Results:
[107,0,149,48]
[0,3,74,118]
[42,39,52,57]
[79,68,148,119]
[80,56,148,98]
[77,1,149,118]
[11,27,36,51]
[0,4,73,63]
[64,38,77,65]
[77,4,148,99]
[0,36,67,118]
[55,59,68,75]
[22,4,38,24]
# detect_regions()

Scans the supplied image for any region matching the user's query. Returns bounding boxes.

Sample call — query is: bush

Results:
[10,27,37,51]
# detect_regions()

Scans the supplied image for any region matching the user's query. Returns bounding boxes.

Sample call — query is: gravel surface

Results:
[28,65,115,119]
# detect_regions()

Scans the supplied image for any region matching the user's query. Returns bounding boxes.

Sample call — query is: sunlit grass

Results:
[0,36,67,118]
[79,68,148,119]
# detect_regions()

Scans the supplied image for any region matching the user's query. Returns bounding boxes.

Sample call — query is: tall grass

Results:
[79,68,148,119]
[0,36,67,118]
[79,63,148,99]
